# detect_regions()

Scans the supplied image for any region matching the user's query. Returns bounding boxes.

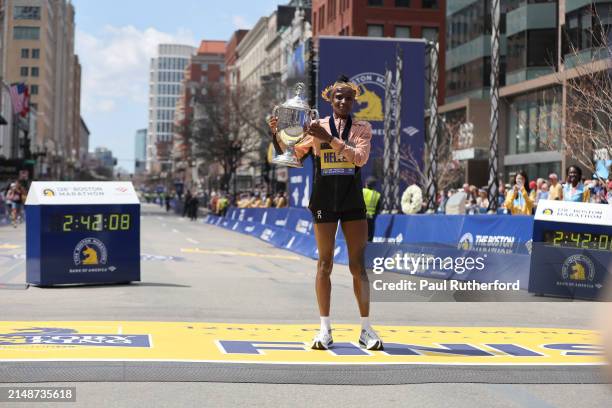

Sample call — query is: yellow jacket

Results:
[504,188,534,215]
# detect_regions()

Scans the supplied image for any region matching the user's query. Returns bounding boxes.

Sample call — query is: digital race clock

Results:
[529,199,612,299]
[49,213,132,232]
[542,230,612,251]
[25,181,141,286]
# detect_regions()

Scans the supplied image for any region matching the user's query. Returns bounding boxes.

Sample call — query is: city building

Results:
[88,146,115,179]
[440,0,611,186]
[234,4,303,189]
[134,128,146,175]
[172,40,226,189]
[147,43,195,175]
[0,82,16,159]
[0,0,81,179]
[312,0,446,103]
[78,116,89,163]
[279,4,312,93]
[235,16,269,90]
[225,29,248,89]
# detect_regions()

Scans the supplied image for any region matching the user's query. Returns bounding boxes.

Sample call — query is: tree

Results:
[538,8,612,178]
[402,117,465,196]
[189,82,277,192]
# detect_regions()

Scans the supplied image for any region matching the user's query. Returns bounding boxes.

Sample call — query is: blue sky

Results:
[72,0,281,172]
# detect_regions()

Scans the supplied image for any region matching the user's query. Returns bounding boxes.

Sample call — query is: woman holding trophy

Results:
[268,76,383,351]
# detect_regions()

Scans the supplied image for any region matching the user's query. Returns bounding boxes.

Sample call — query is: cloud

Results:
[94,99,116,112]
[76,25,196,114]
[231,15,251,29]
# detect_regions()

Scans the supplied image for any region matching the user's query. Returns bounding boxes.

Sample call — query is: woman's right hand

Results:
[268,116,278,136]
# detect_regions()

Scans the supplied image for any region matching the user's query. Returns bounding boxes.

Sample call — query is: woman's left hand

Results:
[307,121,332,142]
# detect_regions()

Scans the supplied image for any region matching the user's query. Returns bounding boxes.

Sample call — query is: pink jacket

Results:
[294,115,372,167]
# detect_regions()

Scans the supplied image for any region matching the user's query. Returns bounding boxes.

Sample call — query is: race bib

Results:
[320,146,355,176]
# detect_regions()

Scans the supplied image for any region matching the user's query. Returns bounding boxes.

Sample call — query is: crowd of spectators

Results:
[206,189,288,216]
[435,165,612,215]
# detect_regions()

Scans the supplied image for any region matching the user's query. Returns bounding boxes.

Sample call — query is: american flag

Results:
[9,83,30,117]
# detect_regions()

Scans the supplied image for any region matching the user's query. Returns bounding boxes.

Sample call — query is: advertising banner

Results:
[316,36,426,192]
[289,37,426,207]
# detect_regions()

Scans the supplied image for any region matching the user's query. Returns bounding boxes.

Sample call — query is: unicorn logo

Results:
[82,246,99,265]
[355,85,383,121]
[73,238,108,266]
[350,72,395,123]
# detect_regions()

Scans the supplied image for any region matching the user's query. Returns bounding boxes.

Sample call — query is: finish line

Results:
[0,322,606,384]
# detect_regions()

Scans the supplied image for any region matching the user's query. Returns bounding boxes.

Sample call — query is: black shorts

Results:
[310,208,366,224]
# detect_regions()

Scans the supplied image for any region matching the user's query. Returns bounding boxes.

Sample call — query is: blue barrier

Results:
[203,208,534,286]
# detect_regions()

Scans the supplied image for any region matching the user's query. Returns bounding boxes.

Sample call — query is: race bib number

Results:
[320,147,355,176]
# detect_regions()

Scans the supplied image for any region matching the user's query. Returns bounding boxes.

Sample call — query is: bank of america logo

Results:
[403,126,419,137]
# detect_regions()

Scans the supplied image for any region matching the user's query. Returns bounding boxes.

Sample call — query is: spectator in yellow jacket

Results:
[504,171,534,215]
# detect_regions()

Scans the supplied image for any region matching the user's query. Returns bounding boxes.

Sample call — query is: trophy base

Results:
[272,153,303,168]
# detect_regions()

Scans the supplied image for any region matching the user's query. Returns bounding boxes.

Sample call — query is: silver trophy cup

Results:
[272,83,319,168]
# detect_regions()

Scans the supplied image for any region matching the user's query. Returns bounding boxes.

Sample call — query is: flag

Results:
[9,83,30,117]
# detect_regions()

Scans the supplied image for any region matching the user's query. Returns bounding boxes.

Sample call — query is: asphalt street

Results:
[0,204,610,407]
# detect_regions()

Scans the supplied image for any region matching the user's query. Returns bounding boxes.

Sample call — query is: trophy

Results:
[272,82,319,168]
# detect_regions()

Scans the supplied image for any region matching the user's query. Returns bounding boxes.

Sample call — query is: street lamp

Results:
[231,140,242,203]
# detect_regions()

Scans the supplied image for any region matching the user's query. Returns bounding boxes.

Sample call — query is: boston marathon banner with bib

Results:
[288,36,425,206]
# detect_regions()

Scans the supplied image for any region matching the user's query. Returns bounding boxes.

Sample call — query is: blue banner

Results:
[288,156,314,208]
[205,208,535,287]
[372,214,532,254]
[317,36,426,192]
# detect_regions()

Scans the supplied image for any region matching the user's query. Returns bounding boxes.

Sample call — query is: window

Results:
[30,103,38,111]
[368,0,383,6]
[13,26,40,40]
[320,5,325,29]
[21,48,29,58]
[32,48,40,59]
[395,26,411,38]
[30,85,39,95]
[14,6,41,20]
[31,67,39,77]
[507,88,561,155]
[395,0,410,7]
[422,27,439,42]
[20,67,28,76]
[328,0,336,22]
[367,24,384,37]
[422,0,438,8]
[527,29,557,68]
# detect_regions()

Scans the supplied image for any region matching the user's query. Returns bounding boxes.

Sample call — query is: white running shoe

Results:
[359,327,384,350]
[311,329,333,350]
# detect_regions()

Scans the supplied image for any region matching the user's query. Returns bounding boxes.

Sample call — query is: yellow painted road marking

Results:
[0,244,20,250]
[181,248,300,261]
[0,322,604,365]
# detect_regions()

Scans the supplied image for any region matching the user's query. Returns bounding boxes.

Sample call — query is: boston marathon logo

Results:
[73,238,108,266]
[350,72,389,122]
[559,254,597,289]
[458,233,516,254]
[0,327,150,347]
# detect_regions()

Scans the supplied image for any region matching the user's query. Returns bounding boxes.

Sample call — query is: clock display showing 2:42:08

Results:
[61,214,131,232]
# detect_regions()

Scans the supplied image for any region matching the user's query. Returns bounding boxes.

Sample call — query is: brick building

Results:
[312,0,445,102]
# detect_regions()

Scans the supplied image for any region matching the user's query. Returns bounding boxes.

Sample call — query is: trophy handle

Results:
[310,109,319,121]
[272,106,279,118]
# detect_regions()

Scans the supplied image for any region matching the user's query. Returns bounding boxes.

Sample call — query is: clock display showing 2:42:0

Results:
[61,214,131,232]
